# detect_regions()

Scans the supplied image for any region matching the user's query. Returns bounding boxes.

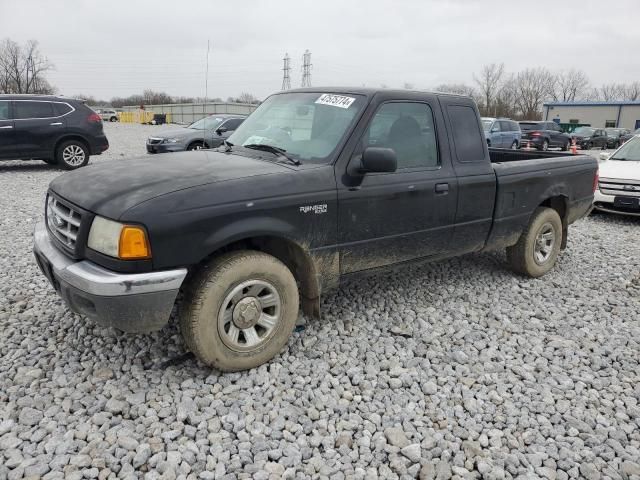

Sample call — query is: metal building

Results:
[543,101,640,130]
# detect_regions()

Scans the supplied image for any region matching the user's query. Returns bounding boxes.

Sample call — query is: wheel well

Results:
[539,196,568,249]
[54,136,89,158]
[194,236,321,318]
[188,140,209,149]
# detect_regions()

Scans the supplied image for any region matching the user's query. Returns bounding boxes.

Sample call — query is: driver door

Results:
[337,99,457,274]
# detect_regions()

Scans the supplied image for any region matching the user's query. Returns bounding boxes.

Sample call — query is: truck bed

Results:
[484,150,597,250]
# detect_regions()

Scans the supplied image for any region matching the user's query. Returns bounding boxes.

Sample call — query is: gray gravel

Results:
[1,123,639,479]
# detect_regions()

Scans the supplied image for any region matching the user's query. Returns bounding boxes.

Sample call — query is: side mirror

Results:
[491,127,500,133]
[360,147,397,173]
[216,126,228,135]
[599,152,610,161]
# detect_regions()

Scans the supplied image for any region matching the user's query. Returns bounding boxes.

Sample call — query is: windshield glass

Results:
[519,122,542,131]
[481,119,493,130]
[611,137,640,161]
[227,92,366,163]
[573,127,595,135]
[189,116,224,130]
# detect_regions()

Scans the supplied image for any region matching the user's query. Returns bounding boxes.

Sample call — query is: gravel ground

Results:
[1,123,639,480]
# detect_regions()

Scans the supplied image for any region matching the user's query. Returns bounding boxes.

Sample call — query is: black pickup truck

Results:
[34,88,597,371]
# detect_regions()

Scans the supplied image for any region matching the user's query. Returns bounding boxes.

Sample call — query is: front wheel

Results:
[562,140,570,151]
[56,140,89,170]
[510,141,518,150]
[540,139,549,151]
[110,116,118,122]
[506,207,563,278]
[187,141,208,151]
[180,250,299,371]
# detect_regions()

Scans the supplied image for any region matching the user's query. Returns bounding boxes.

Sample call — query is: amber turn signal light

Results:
[118,226,151,259]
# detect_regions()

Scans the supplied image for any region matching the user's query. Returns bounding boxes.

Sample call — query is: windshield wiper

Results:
[243,144,301,166]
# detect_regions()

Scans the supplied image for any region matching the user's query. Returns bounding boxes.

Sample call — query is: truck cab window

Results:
[0,101,10,120]
[363,102,438,168]
[447,105,485,162]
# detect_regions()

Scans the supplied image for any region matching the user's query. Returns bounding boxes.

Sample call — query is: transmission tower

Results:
[281,53,291,90]
[301,50,312,88]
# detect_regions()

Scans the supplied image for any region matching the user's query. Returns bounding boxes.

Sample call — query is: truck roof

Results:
[284,86,469,99]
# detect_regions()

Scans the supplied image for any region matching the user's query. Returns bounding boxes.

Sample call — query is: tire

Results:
[506,207,563,278]
[56,140,89,170]
[187,141,208,151]
[539,139,549,151]
[562,140,570,151]
[180,250,299,371]
[42,158,57,165]
[510,141,518,150]
[110,116,118,122]
[586,142,592,150]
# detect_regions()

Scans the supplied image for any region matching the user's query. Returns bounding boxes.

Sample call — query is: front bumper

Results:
[146,142,184,154]
[593,190,640,217]
[33,221,187,332]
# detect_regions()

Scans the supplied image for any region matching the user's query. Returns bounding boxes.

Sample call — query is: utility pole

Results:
[301,50,312,88]
[281,53,291,90]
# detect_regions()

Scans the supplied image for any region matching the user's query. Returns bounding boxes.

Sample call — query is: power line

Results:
[301,50,312,88]
[281,53,291,90]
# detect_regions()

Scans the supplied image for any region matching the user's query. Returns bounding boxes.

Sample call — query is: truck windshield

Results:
[228,92,366,163]
[610,137,640,161]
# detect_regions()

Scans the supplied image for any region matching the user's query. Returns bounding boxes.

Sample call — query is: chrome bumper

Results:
[33,221,187,332]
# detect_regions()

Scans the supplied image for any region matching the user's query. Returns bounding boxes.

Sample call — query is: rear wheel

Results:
[506,207,563,278]
[180,250,299,371]
[586,141,593,150]
[562,140,570,151]
[56,140,89,170]
[109,116,118,122]
[510,141,518,150]
[540,139,549,151]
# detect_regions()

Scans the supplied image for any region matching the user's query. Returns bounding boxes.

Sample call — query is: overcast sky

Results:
[1,0,638,101]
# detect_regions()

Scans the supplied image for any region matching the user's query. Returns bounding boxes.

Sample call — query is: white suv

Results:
[594,135,640,216]
[95,108,119,122]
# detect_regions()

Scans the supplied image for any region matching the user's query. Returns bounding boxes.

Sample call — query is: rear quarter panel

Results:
[486,155,597,249]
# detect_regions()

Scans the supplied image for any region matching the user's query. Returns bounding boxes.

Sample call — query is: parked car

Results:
[34,88,597,371]
[620,128,640,144]
[0,94,109,169]
[594,136,640,216]
[95,108,119,122]
[481,117,521,149]
[519,121,571,151]
[146,114,246,153]
[570,127,609,150]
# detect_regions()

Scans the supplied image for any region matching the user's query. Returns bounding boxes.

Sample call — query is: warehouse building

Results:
[542,101,640,130]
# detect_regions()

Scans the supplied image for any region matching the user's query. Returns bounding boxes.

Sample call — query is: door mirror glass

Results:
[360,147,397,173]
[491,126,500,133]
[599,152,610,161]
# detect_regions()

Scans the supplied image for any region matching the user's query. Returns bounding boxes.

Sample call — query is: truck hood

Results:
[599,160,640,182]
[49,151,291,219]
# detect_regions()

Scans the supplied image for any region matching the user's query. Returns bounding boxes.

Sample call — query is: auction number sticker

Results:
[315,94,356,109]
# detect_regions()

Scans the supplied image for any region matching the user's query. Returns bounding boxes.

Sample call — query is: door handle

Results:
[50,122,63,126]
[435,183,449,194]
[0,125,13,129]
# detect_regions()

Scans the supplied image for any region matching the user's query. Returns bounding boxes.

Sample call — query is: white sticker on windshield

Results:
[315,94,356,109]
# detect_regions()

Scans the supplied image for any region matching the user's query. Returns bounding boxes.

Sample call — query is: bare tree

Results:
[473,63,505,113]
[622,82,640,101]
[235,92,260,104]
[552,69,590,102]
[599,83,625,101]
[0,38,54,94]
[513,68,555,119]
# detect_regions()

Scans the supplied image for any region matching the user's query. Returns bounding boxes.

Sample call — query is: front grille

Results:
[46,195,82,249]
[148,137,163,145]
[598,178,640,198]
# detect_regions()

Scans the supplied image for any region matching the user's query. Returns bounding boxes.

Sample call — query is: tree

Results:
[513,68,555,119]
[552,69,590,102]
[622,82,640,101]
[599,83,625,101]
[473,63,505,113]
[0,38,55,94]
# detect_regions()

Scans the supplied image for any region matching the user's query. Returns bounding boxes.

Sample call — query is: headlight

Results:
[163,138,180,143]
[88,216,151,259]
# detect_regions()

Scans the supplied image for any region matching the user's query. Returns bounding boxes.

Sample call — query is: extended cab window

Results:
[14,101,54,119]
[222,118,243,130]
[448,105,485,162]
[0,101,10,120]
[364,102,438,168]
